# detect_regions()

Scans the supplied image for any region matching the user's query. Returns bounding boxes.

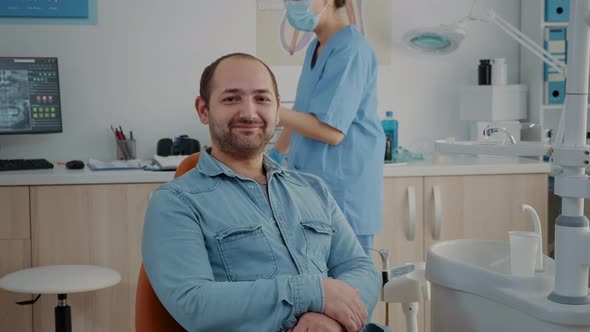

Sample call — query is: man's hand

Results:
[287,312,343,332]
[322,278,368,332]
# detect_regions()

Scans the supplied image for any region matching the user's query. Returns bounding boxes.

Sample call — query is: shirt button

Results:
[248,185,254,189]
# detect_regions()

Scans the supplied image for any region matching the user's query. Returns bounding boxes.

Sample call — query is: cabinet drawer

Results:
[0,239,33,332]
[0,187,30,240]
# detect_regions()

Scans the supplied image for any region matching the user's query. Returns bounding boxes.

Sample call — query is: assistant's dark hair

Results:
[335,0,346,8]
[199,53,279,107]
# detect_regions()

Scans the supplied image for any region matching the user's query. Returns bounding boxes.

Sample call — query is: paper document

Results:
[87,158,144,171]
[153,155,189,170]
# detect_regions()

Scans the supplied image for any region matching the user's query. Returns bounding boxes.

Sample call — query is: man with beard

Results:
[142,53,389,332]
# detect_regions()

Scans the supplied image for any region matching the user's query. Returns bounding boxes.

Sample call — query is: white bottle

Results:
[491,58,507,85]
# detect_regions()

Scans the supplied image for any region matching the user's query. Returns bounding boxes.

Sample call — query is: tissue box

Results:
[460,85,527,121]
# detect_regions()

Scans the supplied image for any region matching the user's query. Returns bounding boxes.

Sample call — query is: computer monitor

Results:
[0,57,63,135]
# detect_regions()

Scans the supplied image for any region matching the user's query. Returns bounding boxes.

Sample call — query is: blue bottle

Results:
[381,111,398,162]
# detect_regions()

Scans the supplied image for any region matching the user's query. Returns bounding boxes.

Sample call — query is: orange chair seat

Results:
[135,152,201,332]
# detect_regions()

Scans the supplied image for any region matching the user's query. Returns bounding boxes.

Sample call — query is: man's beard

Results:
[211,118,274,159]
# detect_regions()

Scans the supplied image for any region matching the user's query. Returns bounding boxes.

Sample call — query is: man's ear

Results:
[195,96,209,124]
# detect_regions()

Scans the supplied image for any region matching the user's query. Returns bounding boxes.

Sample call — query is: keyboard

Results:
[0,159,54,171]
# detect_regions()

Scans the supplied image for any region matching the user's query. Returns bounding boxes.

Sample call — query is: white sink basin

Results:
[426,239,590,330]
[435,139,551,156]
[426,240,554,292]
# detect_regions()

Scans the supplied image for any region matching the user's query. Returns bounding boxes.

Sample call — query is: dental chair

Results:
[135,152,201,332]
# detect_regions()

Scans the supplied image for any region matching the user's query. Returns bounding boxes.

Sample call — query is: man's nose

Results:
[239,99,258,118]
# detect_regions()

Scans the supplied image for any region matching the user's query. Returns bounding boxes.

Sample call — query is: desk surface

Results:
[0,156,550,186]
[0,164,175,186]
[0,265,121,294]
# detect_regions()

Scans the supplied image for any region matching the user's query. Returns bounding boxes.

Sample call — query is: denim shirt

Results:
[142,151,381,332]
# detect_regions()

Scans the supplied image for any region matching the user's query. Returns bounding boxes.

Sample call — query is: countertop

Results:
[383,155,550,177]
[0,155,550,186]
[0,165,175,186]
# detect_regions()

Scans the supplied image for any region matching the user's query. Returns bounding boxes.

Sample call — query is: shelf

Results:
[541,22,568,27]
[521,1,588,130]
[542,105,564,111]
[542,105,590,111]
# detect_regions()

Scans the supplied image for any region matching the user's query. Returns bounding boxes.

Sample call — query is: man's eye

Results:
[256,96,272,103]
[223,96,239,102]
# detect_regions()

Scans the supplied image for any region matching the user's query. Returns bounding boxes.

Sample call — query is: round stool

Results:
[0,264,121,332]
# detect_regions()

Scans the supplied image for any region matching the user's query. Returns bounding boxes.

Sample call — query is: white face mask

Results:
[285,0,326,32]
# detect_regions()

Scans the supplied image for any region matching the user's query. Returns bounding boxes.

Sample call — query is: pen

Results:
[110,125,118,139]
[119,125,126,140]
[130,130,134,140]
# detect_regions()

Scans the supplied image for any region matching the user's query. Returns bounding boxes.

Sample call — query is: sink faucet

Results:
[483,127,517,144]
[521,204,544,271]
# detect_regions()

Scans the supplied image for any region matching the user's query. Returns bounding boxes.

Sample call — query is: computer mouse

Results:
[65,160,85,170]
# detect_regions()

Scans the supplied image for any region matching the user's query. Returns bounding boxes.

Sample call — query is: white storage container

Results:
[460,85,528,121]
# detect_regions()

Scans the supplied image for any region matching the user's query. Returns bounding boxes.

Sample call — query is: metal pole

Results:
[55,294,72,332]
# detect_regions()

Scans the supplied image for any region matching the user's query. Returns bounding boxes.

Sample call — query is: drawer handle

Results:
[407,186,416,241]
[433,185,442,240]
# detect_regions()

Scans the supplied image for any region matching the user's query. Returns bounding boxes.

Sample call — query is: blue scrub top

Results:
[288,25,385,236]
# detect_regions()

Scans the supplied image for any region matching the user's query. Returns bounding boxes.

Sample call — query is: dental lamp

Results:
[406,1,590,305]
[403,9,566,76]
[402,0,476,56]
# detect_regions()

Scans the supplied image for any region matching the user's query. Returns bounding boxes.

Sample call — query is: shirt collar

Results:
[263,154,285,177]
[197,149,285,179]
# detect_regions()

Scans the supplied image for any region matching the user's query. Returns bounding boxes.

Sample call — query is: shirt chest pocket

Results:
[216,224,279,281]
[301,220,335,273]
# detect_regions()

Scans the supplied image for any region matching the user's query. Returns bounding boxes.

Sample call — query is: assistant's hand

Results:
[322,278,368,332]
[287,312,343,332]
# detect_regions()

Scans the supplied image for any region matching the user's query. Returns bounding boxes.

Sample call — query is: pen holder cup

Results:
[116,139,137,160]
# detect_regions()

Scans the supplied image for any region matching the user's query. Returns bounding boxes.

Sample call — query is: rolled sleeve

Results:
[308,49,367,134]
[290,274,324,314]
[279,274,324,330]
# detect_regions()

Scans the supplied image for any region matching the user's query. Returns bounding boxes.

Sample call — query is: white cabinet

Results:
[520,0,588,135]
[373,173,548,332]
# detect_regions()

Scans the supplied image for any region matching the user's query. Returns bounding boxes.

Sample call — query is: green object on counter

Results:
[391,146,424,163]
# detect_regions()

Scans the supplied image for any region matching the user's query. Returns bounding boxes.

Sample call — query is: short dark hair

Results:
[199,53,279,107]
[335,0,346,8]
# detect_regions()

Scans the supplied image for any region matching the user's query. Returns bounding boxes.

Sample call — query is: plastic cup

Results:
[116,139,137,160]
[509,231,540,277]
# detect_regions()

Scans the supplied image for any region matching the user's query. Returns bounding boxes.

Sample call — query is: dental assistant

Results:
[270,0,385,253]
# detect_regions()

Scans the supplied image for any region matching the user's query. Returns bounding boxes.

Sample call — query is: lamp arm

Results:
[486,9,567,76]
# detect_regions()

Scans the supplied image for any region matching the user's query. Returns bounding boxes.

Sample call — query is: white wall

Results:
[0,0,520,161]
[384,0,521,154]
